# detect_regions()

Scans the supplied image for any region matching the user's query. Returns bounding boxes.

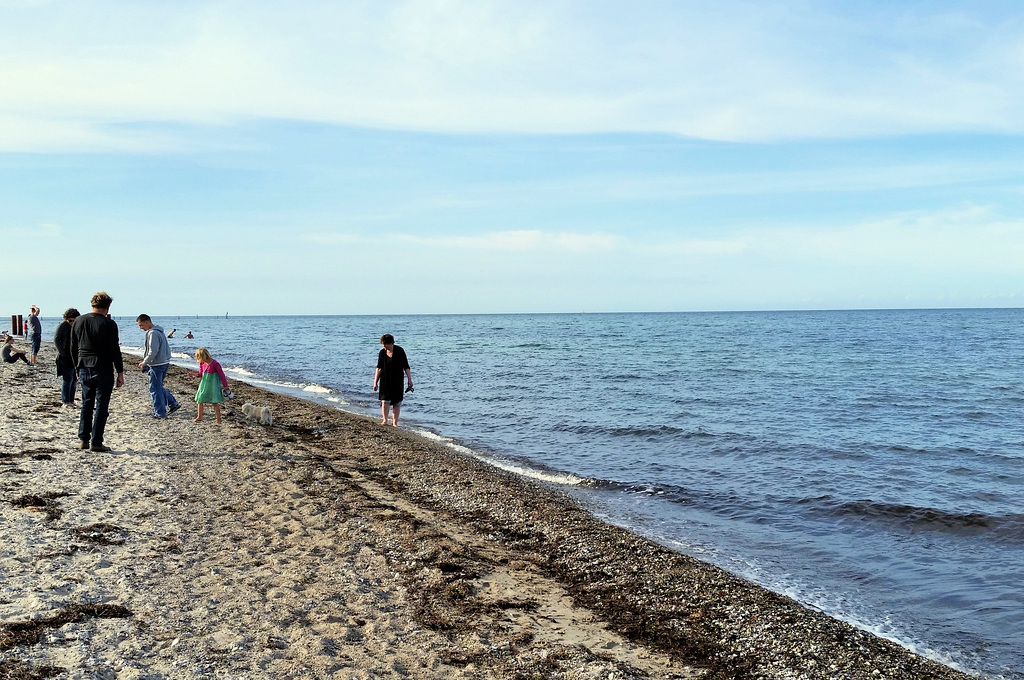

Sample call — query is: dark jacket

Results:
[53,321,74,377]
[71,313,124,374]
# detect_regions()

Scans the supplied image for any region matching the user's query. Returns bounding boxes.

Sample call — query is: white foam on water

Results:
[412,429,588,487]
[622,528,987,678]
[301,383,333,394]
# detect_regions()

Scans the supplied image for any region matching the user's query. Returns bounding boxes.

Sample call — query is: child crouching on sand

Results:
[194,347,229,424]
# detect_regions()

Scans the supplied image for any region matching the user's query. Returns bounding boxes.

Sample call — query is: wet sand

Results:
[1,354,979,679]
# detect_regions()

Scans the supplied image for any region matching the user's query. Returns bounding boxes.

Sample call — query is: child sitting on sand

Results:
[2,336,29,364]
[194,347,229,424]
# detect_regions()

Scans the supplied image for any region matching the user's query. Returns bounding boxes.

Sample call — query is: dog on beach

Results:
[241,402,273,426]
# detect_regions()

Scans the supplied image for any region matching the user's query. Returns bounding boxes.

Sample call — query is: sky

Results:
[2,0,1024,316]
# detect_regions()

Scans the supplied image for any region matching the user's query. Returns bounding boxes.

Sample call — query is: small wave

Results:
[224,366,255,377]
[819,500,1024,542]
[301,383,333,395]
[412,429,589,486]
[552,423,693,438]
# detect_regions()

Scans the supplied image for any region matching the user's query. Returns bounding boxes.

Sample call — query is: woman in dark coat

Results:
[372,333,412,427]
[54,308,81,407]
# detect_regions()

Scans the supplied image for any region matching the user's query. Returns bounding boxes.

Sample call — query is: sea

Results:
[108,309,1021,679]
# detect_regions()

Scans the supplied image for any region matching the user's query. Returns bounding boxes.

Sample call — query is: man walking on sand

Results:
[136,314,181,418]
[71,292,124,453]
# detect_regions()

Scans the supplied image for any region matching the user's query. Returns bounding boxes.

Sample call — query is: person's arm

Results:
[111,322,125,380]
[400,347,412,389]
[139,331,152,368]
[69,322,79,369]
[214,360,229,389]
[373,367,381,391]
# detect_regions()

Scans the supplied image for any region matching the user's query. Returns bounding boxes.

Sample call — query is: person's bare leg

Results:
[194,403,204,422]
[214,403,222,424]
[391,403,401,427]
[380,401,389,425]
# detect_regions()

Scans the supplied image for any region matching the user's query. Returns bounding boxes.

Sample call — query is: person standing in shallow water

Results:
[373,333,412,427]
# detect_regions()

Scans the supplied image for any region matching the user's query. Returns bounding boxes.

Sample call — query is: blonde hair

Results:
[195,347,213,363]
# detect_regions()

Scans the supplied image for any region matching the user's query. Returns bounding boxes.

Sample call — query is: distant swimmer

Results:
[185,331,194,339]
[373,333,413,427]
[167,328,177,338]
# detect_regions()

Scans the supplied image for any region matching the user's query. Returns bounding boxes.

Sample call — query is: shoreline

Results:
[1,355,981,679]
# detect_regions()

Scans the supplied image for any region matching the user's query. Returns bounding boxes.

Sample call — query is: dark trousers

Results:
[78,367,114,446]
[61,372,79,404]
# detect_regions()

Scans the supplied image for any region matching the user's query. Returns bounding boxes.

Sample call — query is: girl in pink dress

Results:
[194,347,229,424]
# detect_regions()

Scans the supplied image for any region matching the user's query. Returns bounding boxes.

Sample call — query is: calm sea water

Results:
[114,309,1023,679]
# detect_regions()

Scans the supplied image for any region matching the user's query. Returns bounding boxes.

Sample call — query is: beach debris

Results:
[241,402,273,425]
[10,493,70,522]
[0,604,132,651]
[0,658,64,679]
[71,523,127,545]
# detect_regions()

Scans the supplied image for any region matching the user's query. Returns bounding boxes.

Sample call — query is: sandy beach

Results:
[1,352,980,680]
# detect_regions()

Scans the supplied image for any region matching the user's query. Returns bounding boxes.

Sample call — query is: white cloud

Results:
[2,1,1024,151]
[743,205,1024,274]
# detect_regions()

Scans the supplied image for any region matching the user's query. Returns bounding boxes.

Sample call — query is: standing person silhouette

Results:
[136,314,181,418]
[373,334,412,427]
[27,305,41,364]
[54,308,80,407]
[70,292,124,452]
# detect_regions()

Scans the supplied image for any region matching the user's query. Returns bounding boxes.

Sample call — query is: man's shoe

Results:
[168,403,181,414]
[90,444,112,453]
[79,440,89,450]
[150,414,167,419]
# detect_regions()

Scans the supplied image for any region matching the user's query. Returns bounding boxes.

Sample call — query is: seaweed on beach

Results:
[71,523,127,545]
[9,492,70,522]
[0,659,64,680]
[0,604,132,651]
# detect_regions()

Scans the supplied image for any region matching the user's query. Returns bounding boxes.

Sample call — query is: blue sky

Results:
[2,0,1024,315]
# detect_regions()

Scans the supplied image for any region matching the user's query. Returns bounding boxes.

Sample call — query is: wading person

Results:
[373,333,412,427]
[71,292,124,452]
[54,308,80,407]
[136,314,181,418]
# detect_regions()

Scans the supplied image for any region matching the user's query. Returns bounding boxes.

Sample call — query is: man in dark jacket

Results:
[71,292,124,452]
